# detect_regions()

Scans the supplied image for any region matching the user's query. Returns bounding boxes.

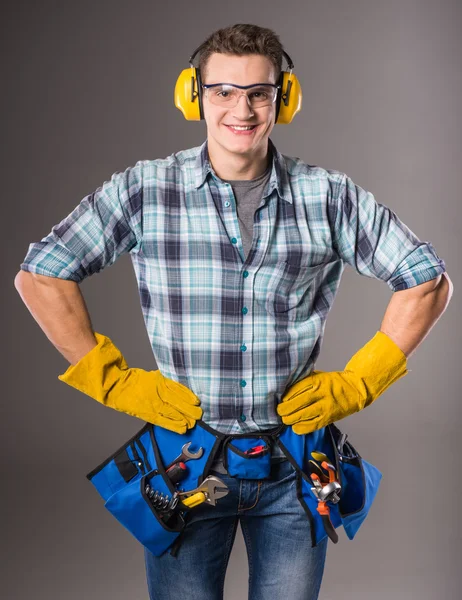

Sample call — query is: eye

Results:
[217,90,230,98]
[250,91,268,99]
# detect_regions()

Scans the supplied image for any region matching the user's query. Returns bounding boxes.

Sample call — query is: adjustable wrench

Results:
[146,475,229,521]
[177,475,229,508]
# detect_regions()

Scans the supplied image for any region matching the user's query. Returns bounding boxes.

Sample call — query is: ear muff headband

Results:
[174,46,302,124]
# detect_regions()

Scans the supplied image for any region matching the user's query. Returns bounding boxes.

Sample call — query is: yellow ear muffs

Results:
[174,46,302,124]
[275,71,302,124]
[174,66,203,121]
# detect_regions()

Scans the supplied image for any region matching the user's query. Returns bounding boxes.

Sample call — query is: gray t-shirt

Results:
[224,163,272,261]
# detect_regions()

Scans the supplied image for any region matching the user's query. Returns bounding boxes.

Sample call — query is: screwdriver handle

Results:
[166,461,188,485]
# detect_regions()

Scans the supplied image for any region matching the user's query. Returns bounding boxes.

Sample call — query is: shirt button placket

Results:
[240,264,253,427]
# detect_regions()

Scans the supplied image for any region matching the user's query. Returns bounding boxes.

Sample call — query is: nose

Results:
[231,93,255,119]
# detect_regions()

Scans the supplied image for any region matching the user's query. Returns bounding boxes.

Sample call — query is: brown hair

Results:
[198,24,284,82]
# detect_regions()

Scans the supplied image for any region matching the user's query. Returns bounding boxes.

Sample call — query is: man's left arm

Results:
[277,274,453,433]
[277,175,453,433]
[380,272,453,358]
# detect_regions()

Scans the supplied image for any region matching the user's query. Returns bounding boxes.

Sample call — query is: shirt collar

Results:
[194,138,293,204]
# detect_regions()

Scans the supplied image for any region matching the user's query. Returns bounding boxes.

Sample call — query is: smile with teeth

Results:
[225,124,258,134]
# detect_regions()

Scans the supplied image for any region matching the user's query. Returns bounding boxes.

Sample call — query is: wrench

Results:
[164,442,204,472]
[177,475,229,506]
[158,475,229,524]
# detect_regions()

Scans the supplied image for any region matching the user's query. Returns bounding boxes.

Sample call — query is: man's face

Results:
[202,53,278,159]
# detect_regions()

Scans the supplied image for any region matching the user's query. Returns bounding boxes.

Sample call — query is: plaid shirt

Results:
[20,139,446,438]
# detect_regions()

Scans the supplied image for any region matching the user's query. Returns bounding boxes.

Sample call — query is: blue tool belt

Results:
[86,420,382,558]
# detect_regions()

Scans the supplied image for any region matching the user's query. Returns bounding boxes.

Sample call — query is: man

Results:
[15,23,452,600]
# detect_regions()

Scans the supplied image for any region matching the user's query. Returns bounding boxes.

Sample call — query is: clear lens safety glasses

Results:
[202,83,280,108]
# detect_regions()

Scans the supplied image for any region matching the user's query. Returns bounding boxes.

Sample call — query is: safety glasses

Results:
[202,83,280,108]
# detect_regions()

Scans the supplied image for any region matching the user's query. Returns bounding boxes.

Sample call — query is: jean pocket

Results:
[104,468,185,557]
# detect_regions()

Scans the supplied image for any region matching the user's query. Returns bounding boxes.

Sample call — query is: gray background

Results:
[3,0,461,598]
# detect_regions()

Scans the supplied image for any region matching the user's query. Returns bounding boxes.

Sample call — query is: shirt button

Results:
[241,307,248,315]
[224,201,230,207]
[240,414,247,422]
[240,379,247,387]
[231,237,237,244]
[240,344,247,352]
[243,270,249,278]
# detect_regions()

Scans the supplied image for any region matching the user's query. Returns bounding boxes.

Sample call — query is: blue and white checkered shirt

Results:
[20,139,446,438]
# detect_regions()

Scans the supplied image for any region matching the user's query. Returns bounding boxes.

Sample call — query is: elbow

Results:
[14,269,30,292]
[14,269,41,290]
[441,272,454,306]
[427,272,453,316]
[14,270,68,294]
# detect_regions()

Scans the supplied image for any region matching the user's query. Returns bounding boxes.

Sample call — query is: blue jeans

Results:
[144,459,328,599]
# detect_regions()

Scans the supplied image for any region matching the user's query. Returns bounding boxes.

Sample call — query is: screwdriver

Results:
[166,461,188,485]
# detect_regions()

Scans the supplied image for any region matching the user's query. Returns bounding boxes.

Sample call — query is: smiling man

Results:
[15,23,452,600]
[202,52,277,180]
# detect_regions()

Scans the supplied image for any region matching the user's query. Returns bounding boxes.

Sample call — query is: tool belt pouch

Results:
[105,467,184,556]
[87,420,224,557]
[278,423,382,546]
[222,435,272,479]
[328,423,382,541]
[86,425,187,557]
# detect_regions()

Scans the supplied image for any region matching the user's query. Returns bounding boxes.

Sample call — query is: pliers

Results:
[309,451,342,543]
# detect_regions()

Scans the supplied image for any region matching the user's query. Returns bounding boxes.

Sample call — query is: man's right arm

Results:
[13,270,202,433]
[14,164,145,365]
[14,162,202,431]
[14,271,98,365]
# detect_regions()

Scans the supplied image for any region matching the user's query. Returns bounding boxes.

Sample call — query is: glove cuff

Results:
[344,331,408,409]
[57,332,129,403]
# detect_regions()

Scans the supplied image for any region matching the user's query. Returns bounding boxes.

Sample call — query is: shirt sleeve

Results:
[19,162,144,283]
[328,173,446,291]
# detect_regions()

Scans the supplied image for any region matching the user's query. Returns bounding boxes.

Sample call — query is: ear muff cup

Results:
[174,53,302,124]
[174,67,203,121]
[275,71,302,124]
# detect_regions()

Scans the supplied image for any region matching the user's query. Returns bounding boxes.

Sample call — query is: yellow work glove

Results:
[277,331,408,434]
[58,332,202,434]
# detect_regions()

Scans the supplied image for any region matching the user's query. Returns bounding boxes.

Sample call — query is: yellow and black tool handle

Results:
[180,492,207,509]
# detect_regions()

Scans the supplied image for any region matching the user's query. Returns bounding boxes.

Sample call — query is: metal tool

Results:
[177,475,229,507]
[145,484,180,514]
[166,461,188,485]
[308,460,329,484]
[337,432,348,455]
[320,463,341,503]
[310,450,341,503]
[144,473,228,520]
[311,478,342,503]
[156,474,229,523]
[308,448,343,543]
[310,473,339,543]
[336,433,357,460]
[164,442,204,472]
